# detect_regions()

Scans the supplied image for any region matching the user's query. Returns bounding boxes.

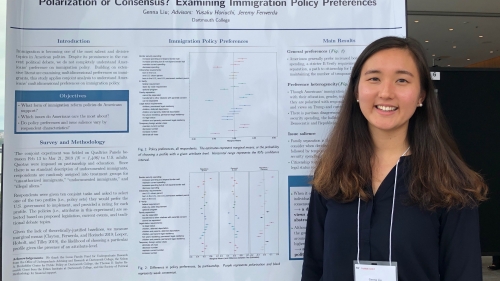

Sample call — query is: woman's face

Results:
[357,48,424,137]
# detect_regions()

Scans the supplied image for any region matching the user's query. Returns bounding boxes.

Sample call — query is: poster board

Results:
[2,0,406,280]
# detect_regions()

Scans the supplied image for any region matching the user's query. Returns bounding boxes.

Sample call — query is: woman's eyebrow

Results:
[395,70,414,77]
[363,69,414,77]
[363,69,381,75]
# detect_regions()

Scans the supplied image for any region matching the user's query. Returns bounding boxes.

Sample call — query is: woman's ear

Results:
[419,91,426,105]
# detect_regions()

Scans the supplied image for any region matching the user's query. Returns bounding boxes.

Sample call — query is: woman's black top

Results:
[301,156,482,281]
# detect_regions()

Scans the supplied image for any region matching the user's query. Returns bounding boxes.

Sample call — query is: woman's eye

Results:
[368,77,380,81]
[397,78,409,83]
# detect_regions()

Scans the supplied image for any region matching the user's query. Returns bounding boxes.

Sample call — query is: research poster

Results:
[3,0,406,280]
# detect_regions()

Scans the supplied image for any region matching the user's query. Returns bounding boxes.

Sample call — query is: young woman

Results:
[301,37,488,281]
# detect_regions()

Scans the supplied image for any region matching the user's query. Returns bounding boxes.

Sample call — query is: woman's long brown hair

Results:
[312,37,488,210]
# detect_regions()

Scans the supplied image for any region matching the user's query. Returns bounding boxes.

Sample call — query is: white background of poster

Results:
[0,1,5,129]
[3,0,406,280]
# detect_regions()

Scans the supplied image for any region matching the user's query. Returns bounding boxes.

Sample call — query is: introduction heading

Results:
[39,0,377,8]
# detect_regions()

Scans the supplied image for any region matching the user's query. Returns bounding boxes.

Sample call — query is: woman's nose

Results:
[378,81,395,99]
